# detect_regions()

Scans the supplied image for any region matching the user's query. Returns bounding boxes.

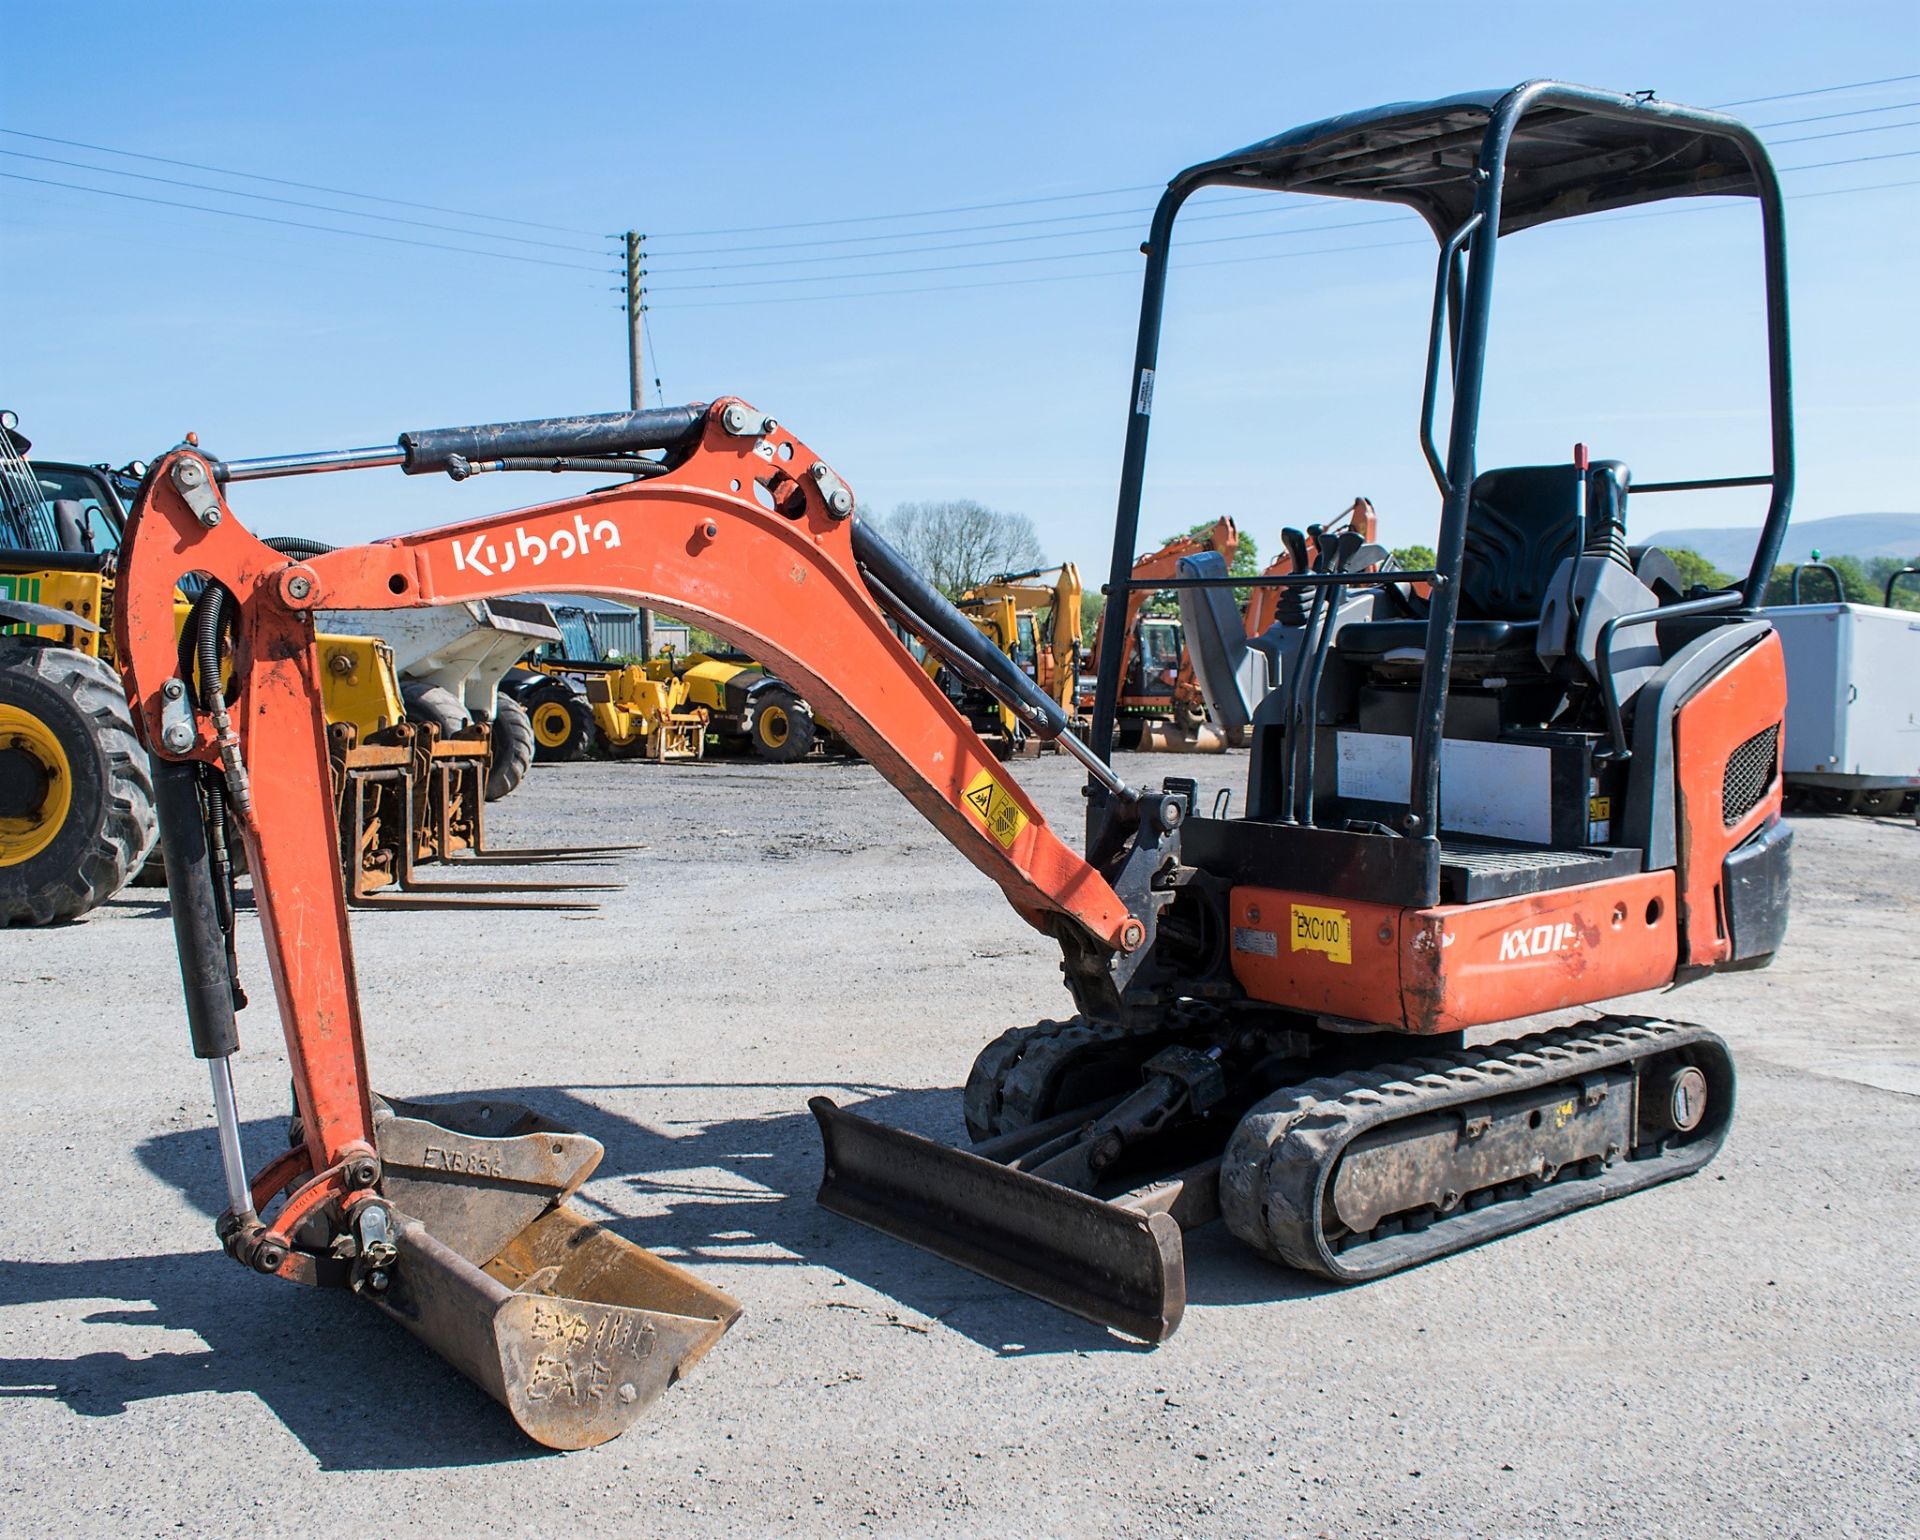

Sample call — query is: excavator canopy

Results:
[1176,83,1770,234]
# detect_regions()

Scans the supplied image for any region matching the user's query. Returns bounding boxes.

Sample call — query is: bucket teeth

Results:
[369,1096,741,1449]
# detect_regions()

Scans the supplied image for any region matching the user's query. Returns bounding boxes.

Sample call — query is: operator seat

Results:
[1332,461,1620,675]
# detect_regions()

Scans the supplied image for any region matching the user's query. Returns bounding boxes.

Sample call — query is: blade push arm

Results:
[113,400,1158,1277]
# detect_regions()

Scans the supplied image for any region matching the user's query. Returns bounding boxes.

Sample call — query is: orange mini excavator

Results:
[1087,516,1238,750]
[119,83,1794,1449]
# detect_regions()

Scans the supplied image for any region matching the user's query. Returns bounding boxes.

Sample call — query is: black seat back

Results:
[1461,465,1586,620]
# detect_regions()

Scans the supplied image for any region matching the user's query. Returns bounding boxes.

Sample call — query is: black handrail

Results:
[1884,566,1920,608]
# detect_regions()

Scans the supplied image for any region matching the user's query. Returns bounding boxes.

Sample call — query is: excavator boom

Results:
[113,399,1174,1447]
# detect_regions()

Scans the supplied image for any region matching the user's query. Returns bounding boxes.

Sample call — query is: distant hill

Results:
[1643,512,1920,573]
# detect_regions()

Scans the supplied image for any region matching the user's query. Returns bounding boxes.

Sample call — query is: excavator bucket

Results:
[368,1097,740,1450]
[811,1097,1198,1343]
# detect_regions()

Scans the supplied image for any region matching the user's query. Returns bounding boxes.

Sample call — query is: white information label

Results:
[1335,732,1553,844]
[1135,367,1155,415]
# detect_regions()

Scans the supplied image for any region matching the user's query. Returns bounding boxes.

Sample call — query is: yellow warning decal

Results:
[1588,796,1612,820]
[1290,904,1352,965]
[963,767,1030,851]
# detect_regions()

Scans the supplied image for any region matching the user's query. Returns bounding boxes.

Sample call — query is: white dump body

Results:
[1770,602,1920,789]
[320,598,561,719]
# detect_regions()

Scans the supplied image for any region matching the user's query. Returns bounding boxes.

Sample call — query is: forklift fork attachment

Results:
[369,1097,740,1450]
[810,1097,1189,1344]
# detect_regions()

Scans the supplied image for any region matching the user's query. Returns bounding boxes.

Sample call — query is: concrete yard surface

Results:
[2,751,1916,1537]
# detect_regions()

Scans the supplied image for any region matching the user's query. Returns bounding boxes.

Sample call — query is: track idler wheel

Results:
[368,1096,740,1449]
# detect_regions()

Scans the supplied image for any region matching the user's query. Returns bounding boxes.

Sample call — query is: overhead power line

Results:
[0,147,608,253]
[653,198,1379,276]
[1713,72,1920,109]
[647,171,1920,313]
[0,125,604,236]
[648,95,1914,262]
[1753,97,1920,130]
[1767,117,1920,147]
[647,183,1164,240]
[646,212,1405,295]
[0,169,613,272]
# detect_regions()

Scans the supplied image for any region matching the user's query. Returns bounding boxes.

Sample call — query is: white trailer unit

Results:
[1770,600,1920,814]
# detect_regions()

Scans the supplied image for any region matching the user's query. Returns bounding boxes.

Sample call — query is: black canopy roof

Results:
[1177,84,1768,236]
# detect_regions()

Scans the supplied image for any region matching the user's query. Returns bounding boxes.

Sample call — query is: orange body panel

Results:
[1673,631,1788,967]
[1228,870,1680,1033]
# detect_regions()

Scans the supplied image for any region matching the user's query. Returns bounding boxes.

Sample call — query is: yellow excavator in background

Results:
[927,564,1083,755]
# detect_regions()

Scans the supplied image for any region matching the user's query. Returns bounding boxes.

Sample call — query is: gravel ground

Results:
[3,749,1916,1538]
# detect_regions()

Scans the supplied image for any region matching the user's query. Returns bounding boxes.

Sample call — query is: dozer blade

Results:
[368,1097,740,1450]
[810,1097,1188,1343]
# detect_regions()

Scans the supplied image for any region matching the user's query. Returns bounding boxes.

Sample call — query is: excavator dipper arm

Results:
[111,400,1165,1446]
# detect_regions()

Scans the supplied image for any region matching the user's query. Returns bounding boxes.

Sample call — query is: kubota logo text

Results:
[449,512,622,578]
[1499,921,1579,961]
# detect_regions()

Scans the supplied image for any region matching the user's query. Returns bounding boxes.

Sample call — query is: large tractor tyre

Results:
[749,687,815,763]
[482,694,534,802]
[527,687,592,763]
[0,646,158,926]
[400,681,468,738]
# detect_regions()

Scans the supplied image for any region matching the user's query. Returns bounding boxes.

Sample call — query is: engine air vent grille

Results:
[1722,723,1780,827]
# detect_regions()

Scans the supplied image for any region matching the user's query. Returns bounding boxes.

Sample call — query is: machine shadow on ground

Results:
[0,1080,1345,1468]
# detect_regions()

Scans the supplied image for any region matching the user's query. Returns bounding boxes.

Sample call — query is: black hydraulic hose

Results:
[264,535,336,559]
[179,580,248,1004]
[193,584,229,714]
[850,517,1072,742]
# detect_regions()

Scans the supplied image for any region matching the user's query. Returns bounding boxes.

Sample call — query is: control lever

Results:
[1297,528,1371,825]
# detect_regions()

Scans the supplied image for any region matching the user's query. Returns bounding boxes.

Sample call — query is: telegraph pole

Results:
[624,231,646,412]
[623,229,655,659]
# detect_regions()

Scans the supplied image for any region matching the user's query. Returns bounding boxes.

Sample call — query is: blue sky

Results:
[5,1,1916,577]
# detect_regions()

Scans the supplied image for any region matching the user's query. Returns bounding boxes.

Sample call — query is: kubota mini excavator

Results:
[119,82,1793,1450]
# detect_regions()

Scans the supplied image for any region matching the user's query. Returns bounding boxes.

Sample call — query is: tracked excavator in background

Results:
[1086,517,1238,751]
[119,83,1794,1450]
[1177,497,1386,745]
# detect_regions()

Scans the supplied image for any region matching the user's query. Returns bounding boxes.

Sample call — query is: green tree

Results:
[1662,546,1736,594]
[1390,544,1436,571]
[1763,553,1880,606]
[1080,590,1106,650]
[1869,553,1920,611]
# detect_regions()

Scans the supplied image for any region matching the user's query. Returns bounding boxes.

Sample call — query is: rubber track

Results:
[962,1017,1085,1142]
[1220,1017,1734,1282]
